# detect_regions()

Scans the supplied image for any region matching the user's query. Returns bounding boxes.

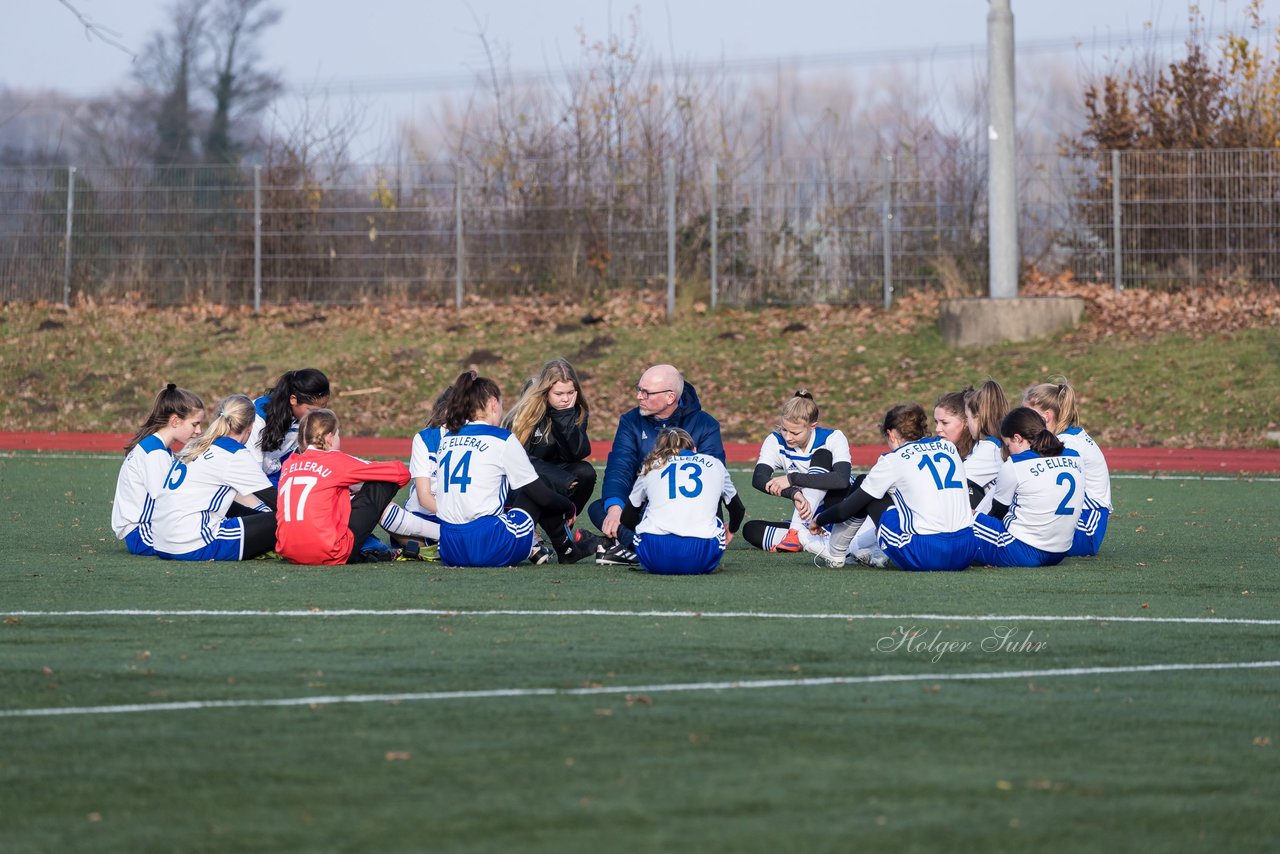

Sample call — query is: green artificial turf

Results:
[1,454,1278,852]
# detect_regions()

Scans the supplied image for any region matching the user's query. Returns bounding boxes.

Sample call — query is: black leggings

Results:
[562,460,597,516]
[345,480,401,564]
[240,512,278,559]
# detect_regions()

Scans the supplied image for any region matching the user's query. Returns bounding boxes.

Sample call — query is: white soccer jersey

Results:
[988,448,1085,553]
[630,451,737,539]
[432,423,538,524]
[1059,426,1112,511]
[756,426,851,474]
[151,437,273,555]
[964,436,1004,491]
[860,437,973,536]
[407,425,442,515]
[111,434,173,543]
[246,395,298,478]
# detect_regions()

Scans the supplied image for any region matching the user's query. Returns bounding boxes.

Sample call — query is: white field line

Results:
[2,660,1277,719]
[5,608,1279,626]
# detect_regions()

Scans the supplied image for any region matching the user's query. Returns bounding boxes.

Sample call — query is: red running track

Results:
[4,432,1279,474]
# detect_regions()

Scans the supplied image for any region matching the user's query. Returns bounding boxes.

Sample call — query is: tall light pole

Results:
[988,0,1018,298]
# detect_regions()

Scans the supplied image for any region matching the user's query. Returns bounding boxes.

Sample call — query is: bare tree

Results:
[203,0,282,164]
[133,0,205,165]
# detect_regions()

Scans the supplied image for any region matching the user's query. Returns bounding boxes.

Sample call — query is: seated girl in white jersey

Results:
[275,408,421,565]
[404,385,454,550]
[625,429,746,575]
[248,368,331,486]
[150,394,279,561]
[806,403,977,572]
[1022,378,1112,557]
[972,407,1085,567]
[962,379,1011,514]
[111,384,205,556]
[743,390,855,554]
[432,371,578,567]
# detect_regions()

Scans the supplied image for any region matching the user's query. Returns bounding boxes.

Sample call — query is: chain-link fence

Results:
[2,149,1276,308]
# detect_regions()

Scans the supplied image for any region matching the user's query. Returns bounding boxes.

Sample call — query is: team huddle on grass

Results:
[110,360,1111,573]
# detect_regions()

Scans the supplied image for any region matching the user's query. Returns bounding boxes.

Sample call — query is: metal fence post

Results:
[1111,150,1122,292]
[455,163,464,309]
[709,159,718,312]
[881,155,893,309]
[62,166,76,308]
[253,164,262,313]
[666,158,676,319]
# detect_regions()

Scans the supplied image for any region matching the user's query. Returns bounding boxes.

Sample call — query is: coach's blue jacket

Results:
[600,382,725,512]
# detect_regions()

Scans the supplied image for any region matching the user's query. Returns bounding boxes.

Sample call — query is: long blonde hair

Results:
[1023,377,1080,430]
[503,358,589,445]
[178,394,256,463]
[640,428,696,475]
[964,379,1009,440]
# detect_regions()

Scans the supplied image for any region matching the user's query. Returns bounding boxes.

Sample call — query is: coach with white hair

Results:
[588,364,725,565]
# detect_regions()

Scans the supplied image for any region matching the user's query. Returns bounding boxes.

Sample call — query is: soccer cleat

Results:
[360,546,399,563]
[771,528,804,552]
[252,549,281,561]
[852,546,891,568]
[804,537,848,568]
[393,540,438,562]
[529,542,556,565]
[558,531,600,565]
[595,538,639,567]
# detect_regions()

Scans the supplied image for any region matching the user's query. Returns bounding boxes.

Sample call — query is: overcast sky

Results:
[2,0,1267,158]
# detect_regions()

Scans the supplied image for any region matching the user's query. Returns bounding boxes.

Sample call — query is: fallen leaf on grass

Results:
[593,708,614,717]
[384,751,412,761]
[87,812,101,823]
[624,694,653,707]
[996,780,1014,791]
[3,617,20,625]
[1253,736,1271,747]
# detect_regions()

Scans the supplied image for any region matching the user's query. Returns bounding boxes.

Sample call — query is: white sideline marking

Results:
[5,608,1279,626]
[2,660,1276,719]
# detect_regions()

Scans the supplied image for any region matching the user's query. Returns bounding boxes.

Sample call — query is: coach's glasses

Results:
[635,385,674,399]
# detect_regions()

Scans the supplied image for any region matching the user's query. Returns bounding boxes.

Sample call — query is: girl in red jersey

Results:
[275,408,413,565]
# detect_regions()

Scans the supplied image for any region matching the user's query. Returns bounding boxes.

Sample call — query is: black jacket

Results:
[525,407,591,493]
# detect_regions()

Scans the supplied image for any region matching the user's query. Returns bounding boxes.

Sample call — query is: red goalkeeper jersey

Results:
[275,447,410,565]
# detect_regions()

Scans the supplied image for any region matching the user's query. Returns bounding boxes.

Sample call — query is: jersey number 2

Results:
[1054,472,1078,516]
[280,476,317,522]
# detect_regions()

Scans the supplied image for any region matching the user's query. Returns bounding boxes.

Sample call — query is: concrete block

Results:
[939,297,1085,348]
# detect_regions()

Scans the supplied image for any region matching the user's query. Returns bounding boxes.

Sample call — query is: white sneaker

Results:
[805,539,847,568]
[852,546,890,568]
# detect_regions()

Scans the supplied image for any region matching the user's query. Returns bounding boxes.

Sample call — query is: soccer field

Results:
[1,454,1278,852]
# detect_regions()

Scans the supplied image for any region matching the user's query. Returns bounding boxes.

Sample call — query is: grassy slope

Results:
[2,291,1278,448]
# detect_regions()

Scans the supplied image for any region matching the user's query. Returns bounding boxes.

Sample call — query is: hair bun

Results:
[794,389,812,399]
[166,382,177,392]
